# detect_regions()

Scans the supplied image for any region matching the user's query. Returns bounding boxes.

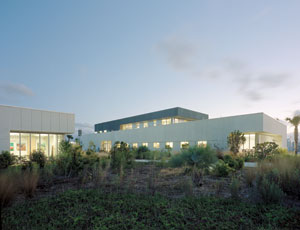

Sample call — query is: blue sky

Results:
[0,0,299,134]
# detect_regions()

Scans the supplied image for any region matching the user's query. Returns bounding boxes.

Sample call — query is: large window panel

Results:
[31,134,40,153]
[10,132,20,156]
[20,133,30,157]
[49,134,57,157]
[41,134,49,156]
[57,135,64,150]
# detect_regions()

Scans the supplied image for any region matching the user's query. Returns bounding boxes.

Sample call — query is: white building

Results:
[80,107,287,152]
[0,105,75,157]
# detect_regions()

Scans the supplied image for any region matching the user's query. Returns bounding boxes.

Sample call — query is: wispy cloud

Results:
[0,82,34,101]
[75,122,94,135]
[156,36,198,72]
[156,36,292,102]
[252,6,272,22]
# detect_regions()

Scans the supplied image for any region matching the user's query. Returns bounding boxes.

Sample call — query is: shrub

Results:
[256,175,284,204]
[169,146,217,170]
[0,151,15,169]
[135,146,150,159]
[55,143,85,176]
[110,142,135,172]
[30,150,46,168]
[254,142,279,160]
[222,154,244,171]
[86,141,96,155]
[213,160,234,177]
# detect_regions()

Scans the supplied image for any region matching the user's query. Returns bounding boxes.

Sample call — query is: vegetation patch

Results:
[3,189,300,230]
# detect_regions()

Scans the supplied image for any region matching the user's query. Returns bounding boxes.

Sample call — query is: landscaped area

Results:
[1,132,300,229]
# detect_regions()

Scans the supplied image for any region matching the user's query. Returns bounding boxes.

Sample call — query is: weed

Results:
[230,177,240,199]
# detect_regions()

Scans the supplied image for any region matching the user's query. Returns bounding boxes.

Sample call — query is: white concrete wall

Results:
[81,112,287,152]
[0,105,75,151]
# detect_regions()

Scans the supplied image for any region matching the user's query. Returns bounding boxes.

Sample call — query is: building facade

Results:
[81,107,287,152]
[0,105,75,157]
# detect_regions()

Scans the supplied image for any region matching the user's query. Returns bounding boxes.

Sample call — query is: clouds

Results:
[156,36,199,72]
[156,36,292,102]
[0,82,34,102]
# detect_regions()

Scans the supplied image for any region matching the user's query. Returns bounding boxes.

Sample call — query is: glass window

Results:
[153,142,160,149]
[57,134,64,147]
[180,141,189,149]
[40,134,49,156]
[165,142,173,149]
[10,132,20,156]
[132,143,138,148]
[135,123,140,129]
[162,118,171,125]
[31,134,40,153]
[20,133,30,157]
[153,120,157,126]
[197,141,207,147]
[249,134,255,149]
[101,140,112,152]
[120,124,132,130]
[142,142,148,147]
[49,134,57,157]
[143,122,148,128]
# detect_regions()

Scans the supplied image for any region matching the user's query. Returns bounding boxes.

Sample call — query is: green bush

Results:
[256,175,285,204]
[30,150,46,168]
[135,146,150,159]
[223,155,244,170]
[55,142,85,176]
[110,142,135,172]
[0,151,15,169]
[169,146,217,170]
[213,160,234,177]
[254,142,279,160]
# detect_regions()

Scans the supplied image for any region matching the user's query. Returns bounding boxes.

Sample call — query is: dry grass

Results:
[244,168,256,187]
[257,156,300,198]
[0,172,17,208]
[20,171,39,198]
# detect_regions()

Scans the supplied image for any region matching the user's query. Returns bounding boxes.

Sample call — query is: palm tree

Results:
[286,116,300,155]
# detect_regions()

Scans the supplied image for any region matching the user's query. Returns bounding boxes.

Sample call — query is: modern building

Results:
[80,107,287,152]
[0,105,75,157]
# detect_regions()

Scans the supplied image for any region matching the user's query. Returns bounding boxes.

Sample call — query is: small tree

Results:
[253,142,279,159]
[86,141,96,155]
[227,130,246,155]
[66,135,73,142]
[286,116,300,155]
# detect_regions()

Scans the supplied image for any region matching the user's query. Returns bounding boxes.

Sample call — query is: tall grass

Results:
[255,155,300,202]
[0,172,17,230]
[20,171,39,198]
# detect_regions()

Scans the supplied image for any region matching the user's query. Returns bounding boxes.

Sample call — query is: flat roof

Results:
[0,104,74,115]
[95,107,208,132]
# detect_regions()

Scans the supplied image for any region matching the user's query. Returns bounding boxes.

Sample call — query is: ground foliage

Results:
[3,189,300,230]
